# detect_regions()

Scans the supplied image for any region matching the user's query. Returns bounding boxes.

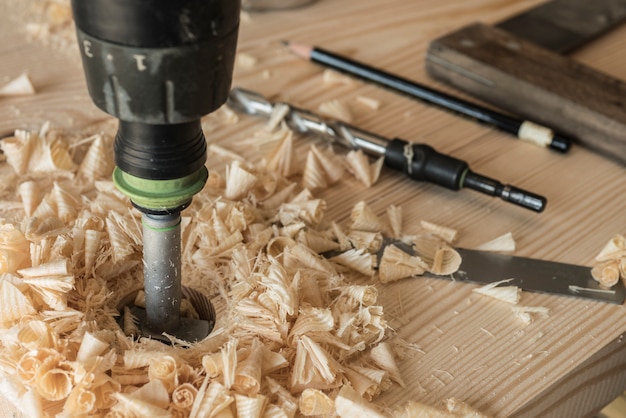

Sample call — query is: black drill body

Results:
[72,0,240,340]
[72,0,240,182]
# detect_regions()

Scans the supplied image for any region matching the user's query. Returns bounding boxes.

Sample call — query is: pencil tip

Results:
[280,40,289,46]
[285,41,313,60]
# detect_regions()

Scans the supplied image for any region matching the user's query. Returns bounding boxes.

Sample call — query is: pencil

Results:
[285,41,572,153]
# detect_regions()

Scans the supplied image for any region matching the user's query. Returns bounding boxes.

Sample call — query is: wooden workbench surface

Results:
[1,0,626,417]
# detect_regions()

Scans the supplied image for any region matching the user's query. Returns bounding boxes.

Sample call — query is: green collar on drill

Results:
[113,166,208,212]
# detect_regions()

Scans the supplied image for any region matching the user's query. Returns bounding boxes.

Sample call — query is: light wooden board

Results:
[1,0,626,417]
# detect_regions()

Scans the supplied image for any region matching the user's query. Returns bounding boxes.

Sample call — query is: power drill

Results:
[71,0,240,341]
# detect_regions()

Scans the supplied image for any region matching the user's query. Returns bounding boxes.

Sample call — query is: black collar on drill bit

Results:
[131,200,192,216]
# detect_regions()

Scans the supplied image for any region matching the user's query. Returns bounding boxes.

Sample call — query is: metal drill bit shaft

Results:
[228,87,547,212]
[142,213,182,333]
[125,211,211,343]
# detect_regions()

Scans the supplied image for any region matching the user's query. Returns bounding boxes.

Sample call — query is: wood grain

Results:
[1,0,626,417]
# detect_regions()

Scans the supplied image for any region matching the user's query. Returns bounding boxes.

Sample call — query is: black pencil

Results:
[285,41,571,153]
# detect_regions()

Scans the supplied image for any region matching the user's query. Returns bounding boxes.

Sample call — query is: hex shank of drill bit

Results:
[142,213,182,333]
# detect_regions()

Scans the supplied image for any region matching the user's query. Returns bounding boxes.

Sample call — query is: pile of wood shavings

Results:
[0,118,487,417]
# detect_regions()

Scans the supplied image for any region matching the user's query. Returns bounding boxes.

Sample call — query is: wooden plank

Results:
[497,0,626,53]
[426,23,626,165]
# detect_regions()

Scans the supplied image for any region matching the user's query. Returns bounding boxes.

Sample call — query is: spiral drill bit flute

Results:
[228,87,547,212]
[71,0,240,342]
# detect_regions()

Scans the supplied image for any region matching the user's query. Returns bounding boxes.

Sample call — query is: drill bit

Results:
[113,168,211,343]
[142,213,182,333]
[228,87,547,212]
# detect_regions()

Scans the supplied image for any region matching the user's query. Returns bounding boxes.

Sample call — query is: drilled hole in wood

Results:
[116,285,216,344]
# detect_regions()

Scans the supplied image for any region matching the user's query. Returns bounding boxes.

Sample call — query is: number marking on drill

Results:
[83,40,93,58]
[133,54,148,71]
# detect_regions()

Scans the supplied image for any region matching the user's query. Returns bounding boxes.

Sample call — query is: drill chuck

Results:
[72,0,240,184]
[72,0,239,124]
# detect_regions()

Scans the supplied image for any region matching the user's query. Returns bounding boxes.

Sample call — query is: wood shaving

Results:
[591,260,621,287]
[0,123,75,175]
[265,129,297,177]
[77,134,115,181]
[329,248,376,276]
[297,229,340,254]
[420,221,458,244]
[369,342,406,387]
[412,234,461,276]
[441,398,491,418]
[224,161,259,200]
[0,73,36,96]
[592,234,626,286]
[386,205,403,238]
[348,230,383,252]
[322,69,354,86]
[355,95,381,110]
[302,145,345,191]
[299,387,334,415]
[318,99,352,123]
[473,279,521,304]
[345,149,384,187]
[335,385,387,418]
[350,201,383,232]
[345,365,390,401]
[235,52,258,69]
[511,306,550,326]
[265,103,289,133]
[378,244,428,284]
[474,232,515,252]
